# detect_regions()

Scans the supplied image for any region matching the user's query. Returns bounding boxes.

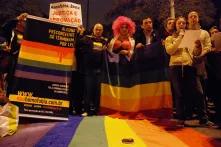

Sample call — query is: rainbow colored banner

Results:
[9,15,77,120]
[1,116,220,147]
[101,42,172,117]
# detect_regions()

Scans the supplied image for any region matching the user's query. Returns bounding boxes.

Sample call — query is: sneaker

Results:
[199,120,219,128]
[81,112,88,117]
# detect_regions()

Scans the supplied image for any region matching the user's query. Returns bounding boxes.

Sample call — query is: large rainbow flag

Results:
[101,42,172,117]
[1,116,221,147]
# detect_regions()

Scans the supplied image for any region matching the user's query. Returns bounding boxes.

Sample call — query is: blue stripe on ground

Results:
[35,116,83,147]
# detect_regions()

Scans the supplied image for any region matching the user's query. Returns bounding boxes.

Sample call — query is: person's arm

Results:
[200,30,212,57]
[134,28,145,49]
[192,31,212,63]
[165,35,183,55]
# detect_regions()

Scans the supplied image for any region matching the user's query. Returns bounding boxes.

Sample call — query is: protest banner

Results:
[49,2,82,26]
[9,15,77,120]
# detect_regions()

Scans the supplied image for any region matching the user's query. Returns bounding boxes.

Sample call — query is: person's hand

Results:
[195,40,201,48]
[135,43,144,49]
[3,46,11,52]
[179,29,185,37]
[77,25,85,35]
[0,43,10,52]
[102,45,107,50]
[119,49,129,55]
[193,40,202,56]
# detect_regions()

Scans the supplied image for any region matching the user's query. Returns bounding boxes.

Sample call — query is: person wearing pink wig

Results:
[108,16,136,62]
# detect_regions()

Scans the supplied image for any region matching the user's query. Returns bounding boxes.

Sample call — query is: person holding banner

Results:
[0,13,28,96]
[69,25,87,115]
[78,23,108,116]
[108,16,136,62]
[0,36,9,103]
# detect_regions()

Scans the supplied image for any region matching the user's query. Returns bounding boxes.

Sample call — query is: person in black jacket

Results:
[0,13,28,96]
[77,23,108,116]
[134,17,160,49]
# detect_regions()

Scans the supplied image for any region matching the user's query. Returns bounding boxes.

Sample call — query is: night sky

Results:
[41,0,114,29]
[41,0,221,29]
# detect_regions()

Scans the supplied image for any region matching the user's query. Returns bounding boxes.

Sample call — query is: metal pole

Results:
[86,0,90,29]
[169,0,175,18]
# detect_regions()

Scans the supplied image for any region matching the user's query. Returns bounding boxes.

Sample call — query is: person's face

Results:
[188,12,199,26]
[166,19,175,32]
[142,18,153,31]
[176,18,186,31]
[119,24,129,36]
[210,28,219,36]
[93,24,103,37]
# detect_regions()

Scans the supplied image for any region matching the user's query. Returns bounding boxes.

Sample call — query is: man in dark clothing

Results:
[0,13,28,96]
[77,23,108,116]
[134,17,160,49]
[207,27,221,126]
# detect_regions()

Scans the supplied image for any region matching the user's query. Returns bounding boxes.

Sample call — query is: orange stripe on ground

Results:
[171,128,219,147]
[126,119,188,147]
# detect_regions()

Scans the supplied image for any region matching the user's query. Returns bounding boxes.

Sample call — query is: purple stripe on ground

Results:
[35,116,83,147]
[0,122,56,147]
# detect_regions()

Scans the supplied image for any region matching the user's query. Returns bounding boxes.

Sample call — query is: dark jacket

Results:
[134,27,160,46]
[76,35,108,74]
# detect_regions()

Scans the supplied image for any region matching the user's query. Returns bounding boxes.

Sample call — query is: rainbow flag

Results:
[1,116,220,147]
[101,42,172,117]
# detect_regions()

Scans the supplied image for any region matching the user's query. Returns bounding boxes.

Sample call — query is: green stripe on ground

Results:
[68,116,108,147]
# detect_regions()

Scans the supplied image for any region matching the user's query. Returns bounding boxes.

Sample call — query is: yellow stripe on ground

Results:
[104,116,146,147]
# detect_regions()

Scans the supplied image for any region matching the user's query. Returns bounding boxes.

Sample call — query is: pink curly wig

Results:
[112,16,136,37]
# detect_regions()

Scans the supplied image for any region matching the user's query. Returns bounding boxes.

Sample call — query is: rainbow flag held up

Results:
[101,42,172,117]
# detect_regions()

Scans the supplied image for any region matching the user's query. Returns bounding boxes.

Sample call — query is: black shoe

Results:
[199,120,219,128]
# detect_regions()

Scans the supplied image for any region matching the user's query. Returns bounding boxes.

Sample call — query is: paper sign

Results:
[178,30,201,52]
[49,2,82,26]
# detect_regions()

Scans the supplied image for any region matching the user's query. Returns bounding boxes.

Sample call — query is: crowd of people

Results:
[0,11,221,128]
